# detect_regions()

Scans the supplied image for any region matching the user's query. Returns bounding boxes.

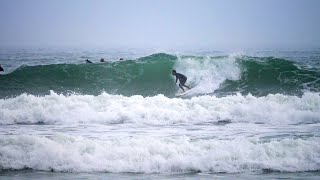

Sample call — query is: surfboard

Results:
[175,83,198,97]
[175,89,192,97]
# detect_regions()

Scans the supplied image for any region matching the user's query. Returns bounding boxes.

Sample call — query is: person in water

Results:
[100,58,106,63]
[172,70,190,92]
[85,59,93,63]
[0,64,4,72]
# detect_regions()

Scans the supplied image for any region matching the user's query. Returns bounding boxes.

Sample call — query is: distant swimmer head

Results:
[100,58,106,62]
[0,64,3,71]
[172,70,176,75]
[119,58,123,61]
[85,59,93,64]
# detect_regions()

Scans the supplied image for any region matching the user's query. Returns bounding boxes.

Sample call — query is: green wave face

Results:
[0,53,177,98]
[216,56,320,96]
[0,53,319,98]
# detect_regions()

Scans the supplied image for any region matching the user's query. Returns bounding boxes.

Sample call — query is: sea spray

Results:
[175,55,240,95]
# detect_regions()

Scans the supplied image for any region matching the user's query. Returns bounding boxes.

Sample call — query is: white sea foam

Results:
[174,55,241,95]
[0,135,319,173]
[0,91,319,125]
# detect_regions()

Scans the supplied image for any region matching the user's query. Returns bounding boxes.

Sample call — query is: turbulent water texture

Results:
[1,135,319,173]
[0,49,320,177]
[0,91,319,125]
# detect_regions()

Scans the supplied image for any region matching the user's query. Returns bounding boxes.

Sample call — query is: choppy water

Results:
[0,48,319,179]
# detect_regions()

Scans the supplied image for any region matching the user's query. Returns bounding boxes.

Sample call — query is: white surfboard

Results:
[175,89,192,97]
[175,83,198,97]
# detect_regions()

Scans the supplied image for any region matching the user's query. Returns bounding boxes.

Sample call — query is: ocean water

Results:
[0,48,320,179]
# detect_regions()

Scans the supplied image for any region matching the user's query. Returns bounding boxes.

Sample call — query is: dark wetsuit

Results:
[175,73,187,85]
[173,72,190,91]
[0,66,3,72]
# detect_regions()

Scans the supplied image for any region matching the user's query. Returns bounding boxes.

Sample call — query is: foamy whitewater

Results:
[0,48,319,179]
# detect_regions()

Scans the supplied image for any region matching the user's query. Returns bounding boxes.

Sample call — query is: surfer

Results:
[85,59,93,63]
[100,58,106,63]
[0,64,3,72]
[172,70,190,92]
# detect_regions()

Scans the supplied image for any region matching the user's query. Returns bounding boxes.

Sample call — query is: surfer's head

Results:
[172,70,176,75]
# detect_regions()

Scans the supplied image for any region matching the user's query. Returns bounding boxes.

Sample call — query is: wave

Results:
[0,53,319,98]
[0,53,177,98]
[0,135,319,173]
[1,91,319,125]
[217,56,320,96]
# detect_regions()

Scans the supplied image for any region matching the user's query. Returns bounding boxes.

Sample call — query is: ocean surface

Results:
[0,48,319,179]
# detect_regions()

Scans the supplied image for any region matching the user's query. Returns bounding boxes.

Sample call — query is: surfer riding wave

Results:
[172,70,190,92]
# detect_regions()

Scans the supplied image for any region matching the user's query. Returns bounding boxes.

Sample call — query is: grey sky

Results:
[0,0,319,49]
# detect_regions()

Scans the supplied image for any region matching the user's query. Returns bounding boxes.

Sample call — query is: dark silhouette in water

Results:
[100,58,106,63]
[119,58,123,61]
[85,59,93,63]
[0,64,4,72]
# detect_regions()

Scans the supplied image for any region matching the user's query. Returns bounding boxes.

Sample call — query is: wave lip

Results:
[1,91,319,125]
[0,135,319,173]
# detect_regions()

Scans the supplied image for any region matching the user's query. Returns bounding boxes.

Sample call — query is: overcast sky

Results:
[0,0,319,49]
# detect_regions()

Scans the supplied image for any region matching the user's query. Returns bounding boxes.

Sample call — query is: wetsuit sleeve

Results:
[175,76,178,83]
